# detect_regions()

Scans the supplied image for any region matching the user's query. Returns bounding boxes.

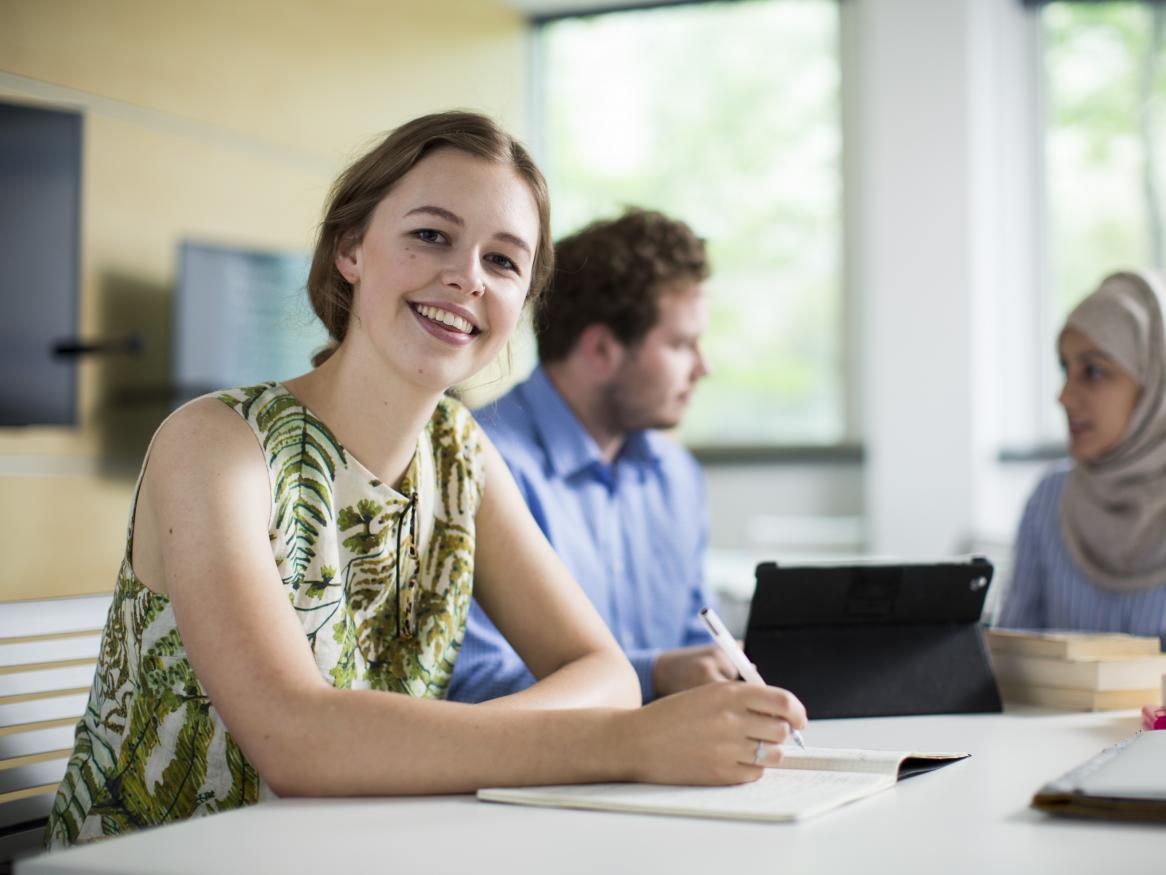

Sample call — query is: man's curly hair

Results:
[535,208,709,363]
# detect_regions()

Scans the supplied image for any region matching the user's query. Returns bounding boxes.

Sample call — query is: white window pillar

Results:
[848,0,1041,556]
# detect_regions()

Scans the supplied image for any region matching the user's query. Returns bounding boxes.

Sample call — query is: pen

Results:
[699,607,807,750]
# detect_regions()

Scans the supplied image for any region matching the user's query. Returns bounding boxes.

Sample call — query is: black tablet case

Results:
[744,558,1003,719]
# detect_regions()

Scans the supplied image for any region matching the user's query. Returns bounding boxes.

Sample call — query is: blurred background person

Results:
[997,269,1166,642]
[450,208,737,704]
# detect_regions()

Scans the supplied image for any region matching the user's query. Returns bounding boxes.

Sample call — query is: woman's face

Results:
[335,147,539,393]
[1057,327,1142,461]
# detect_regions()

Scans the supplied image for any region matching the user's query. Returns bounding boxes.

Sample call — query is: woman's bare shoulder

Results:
[131,397,272,596]
[144,396,270,506]
[154,395,259,458]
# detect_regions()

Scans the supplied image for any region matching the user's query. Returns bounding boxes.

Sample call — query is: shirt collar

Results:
[521,366,661,478]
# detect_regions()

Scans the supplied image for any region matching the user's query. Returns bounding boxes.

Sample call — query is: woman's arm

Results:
[138,400,804,797]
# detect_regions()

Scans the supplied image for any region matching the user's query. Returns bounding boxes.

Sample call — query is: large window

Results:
[536,0,843,447]
[1040,1,1165,432]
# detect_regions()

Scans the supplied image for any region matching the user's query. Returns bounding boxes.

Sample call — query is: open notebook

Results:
[478,746,969,824]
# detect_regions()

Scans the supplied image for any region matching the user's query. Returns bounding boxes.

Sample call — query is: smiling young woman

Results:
[43,112,806,849]
[997,269,1166,639]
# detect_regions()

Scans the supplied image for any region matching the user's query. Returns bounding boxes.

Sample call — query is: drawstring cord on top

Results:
[395,490,420,639]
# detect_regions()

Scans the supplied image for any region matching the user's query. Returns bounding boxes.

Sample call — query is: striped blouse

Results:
[996,466,1166,640]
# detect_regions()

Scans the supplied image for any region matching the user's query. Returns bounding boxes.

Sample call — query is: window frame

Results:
[1005,0,1166,457]
[527,0,857,458]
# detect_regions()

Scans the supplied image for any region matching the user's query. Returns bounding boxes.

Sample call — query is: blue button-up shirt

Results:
[448,366,714,703]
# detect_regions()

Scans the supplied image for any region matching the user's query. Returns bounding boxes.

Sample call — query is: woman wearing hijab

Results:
[997,269,1166,638]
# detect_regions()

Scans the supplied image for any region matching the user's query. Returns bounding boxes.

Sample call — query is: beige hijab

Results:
[1060,269,1166,593]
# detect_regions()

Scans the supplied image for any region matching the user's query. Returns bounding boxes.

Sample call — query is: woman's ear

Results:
[334,231,362,284]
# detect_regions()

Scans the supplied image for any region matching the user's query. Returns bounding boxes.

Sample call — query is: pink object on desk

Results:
[1141,705,1166,730]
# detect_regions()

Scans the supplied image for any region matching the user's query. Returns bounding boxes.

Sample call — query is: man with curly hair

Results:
[448,208,734,704]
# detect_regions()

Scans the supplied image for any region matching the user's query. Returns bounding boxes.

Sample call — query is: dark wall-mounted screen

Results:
[0,102,82,426]
[173,241,326,396]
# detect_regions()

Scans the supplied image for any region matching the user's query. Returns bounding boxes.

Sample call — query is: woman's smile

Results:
[409,301,482,347]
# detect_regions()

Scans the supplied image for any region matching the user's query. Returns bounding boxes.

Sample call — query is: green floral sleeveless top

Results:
[46,383,485,847]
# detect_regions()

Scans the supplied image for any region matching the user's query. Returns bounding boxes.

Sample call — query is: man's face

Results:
[602,280,710,433]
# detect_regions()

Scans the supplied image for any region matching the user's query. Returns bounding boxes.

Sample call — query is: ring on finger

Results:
[752,739,767,765]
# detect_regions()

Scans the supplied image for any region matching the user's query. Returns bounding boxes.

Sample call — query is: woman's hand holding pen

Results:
[699,607,808,749]
[609,681,807,786]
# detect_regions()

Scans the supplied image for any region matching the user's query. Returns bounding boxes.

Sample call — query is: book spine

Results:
[990,653,1166,691]
[997,683,1157,711]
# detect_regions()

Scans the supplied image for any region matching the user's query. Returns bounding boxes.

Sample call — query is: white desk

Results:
[20,710,1163,875]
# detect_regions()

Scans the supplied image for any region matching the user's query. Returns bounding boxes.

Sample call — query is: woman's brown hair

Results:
[308,111,553,366]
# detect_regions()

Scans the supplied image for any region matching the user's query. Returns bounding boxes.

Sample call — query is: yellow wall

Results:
[0,0,530,600]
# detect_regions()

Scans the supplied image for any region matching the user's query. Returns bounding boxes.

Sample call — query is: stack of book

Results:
[986,629,1166,711]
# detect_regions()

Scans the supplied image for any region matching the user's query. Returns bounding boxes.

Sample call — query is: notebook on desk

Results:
[1033,731,1166,822]
[478,746,968,824]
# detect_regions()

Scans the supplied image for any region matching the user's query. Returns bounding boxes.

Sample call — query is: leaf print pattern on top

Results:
[243,384,346,586]
[45,383,485,847]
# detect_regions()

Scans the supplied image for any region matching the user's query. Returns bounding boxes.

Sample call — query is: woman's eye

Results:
[413,229,445,244]
[1085,364,1106,380]
[486,253,519,274]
